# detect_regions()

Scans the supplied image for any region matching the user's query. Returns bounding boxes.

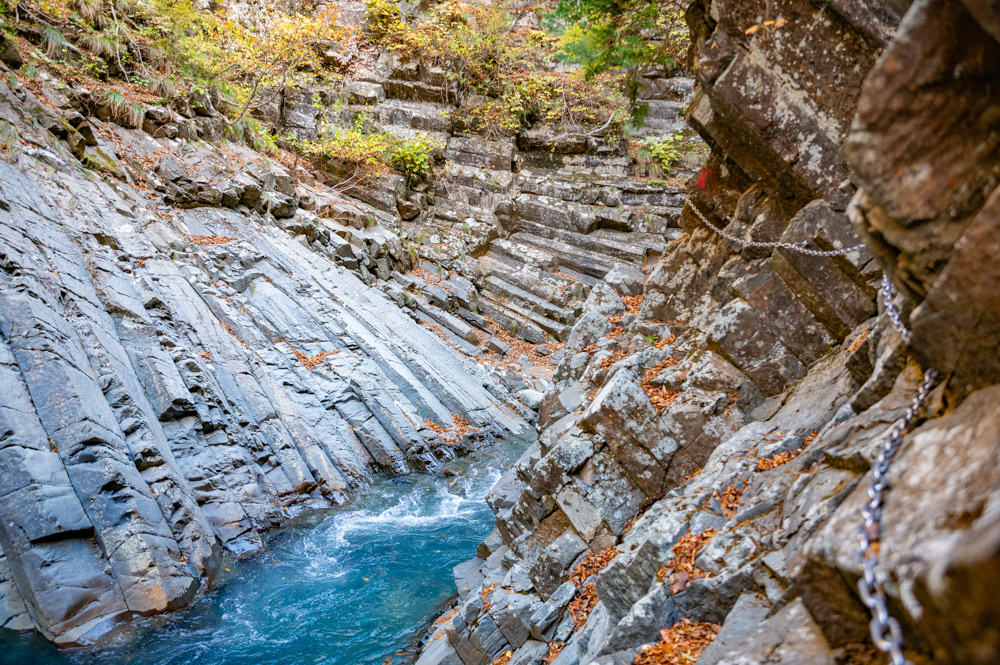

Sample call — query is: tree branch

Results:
[544,112,617,143]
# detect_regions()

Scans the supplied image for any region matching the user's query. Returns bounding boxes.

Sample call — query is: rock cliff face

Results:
[412,1,1000,665]
[1,0,997,660]
[0,0,702,646]
[0,68,541,645]
[269,48,693,350]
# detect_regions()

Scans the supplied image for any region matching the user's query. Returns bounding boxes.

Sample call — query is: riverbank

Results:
[2,438,531,665]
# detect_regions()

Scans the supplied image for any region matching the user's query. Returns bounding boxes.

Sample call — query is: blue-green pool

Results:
[2,442,523,665]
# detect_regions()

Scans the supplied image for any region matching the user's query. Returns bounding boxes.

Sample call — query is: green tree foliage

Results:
[296,115,442,181]
[370,0,630,139]
[547,0,689,101]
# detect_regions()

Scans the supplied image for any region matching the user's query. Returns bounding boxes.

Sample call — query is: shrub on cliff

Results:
[296,116,441,182]
[547,0,689,101]
[368,0,629,139]
[4,0,349,129]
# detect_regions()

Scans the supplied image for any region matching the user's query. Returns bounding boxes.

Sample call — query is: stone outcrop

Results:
[412,2,1000,665]
[0,67,532,645]
[1,0,998,661]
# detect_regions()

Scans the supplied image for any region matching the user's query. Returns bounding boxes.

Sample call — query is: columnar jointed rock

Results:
[415,2,1000,665]
[0,70,530,645]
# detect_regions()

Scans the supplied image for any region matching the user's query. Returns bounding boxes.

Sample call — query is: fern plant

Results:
[151,77,178,98]
[80,32,117,57]
[42,26,69,58]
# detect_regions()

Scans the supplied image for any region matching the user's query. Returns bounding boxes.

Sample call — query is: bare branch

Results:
[544,112,617,143]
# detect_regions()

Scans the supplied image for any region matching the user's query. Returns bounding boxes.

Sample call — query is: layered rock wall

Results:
[0,69,532,645]
[414,2,1000,664]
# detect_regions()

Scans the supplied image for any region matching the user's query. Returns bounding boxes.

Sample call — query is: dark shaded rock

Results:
[0,34,22,69]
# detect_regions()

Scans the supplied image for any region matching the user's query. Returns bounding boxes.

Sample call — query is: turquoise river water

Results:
[2,441,525,665]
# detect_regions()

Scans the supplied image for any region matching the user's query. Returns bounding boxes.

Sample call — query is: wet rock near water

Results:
[412,2,1000,665]
[0,65,532,646]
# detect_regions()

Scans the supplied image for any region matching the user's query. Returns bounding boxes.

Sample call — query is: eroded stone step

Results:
[516,220,652,266]
[482,274,570,324]
[509,232,619,278]
[478,254,579,302]
[479,290,570,341]
[475,299,549,345]
[487,239,560,272]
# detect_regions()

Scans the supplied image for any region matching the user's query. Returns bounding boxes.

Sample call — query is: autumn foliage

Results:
[569,547,619,586]
[369,0,630,139]
[632,619,720,665]
[658,529,716,594]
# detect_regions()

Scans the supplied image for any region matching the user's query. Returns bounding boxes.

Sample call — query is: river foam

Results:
[1,444,522,665]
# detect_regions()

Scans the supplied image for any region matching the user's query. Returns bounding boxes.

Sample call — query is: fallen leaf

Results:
[669,570,689,594]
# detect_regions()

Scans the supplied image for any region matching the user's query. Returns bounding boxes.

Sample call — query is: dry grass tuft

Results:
[756,430,817,472]
[642,355,681,384]
[478,317,564,371]
[434,608,459,626]
[654,334,677,350]
[544,641,565,664]
[640,355,683,413]
[492,650,512,665]
[187,234,237,246]
[713,484,746,517]
[568,583,599,628]
[424,414,479,445]
[292,347,341,370]
[645,387,681,413]
[846,329,871,353]
[599,349,629,369]
[220,321,250,349]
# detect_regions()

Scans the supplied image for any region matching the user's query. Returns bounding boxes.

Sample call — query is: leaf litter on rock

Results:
[632,619,720,665]
[658,528,717,594]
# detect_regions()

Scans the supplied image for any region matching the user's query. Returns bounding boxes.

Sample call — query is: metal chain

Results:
[686,201,912,342]
[854,368,937,665]
[880,274,913,343]
[686,200,867,257]
[858,272,934,665]
[686,199,941,664]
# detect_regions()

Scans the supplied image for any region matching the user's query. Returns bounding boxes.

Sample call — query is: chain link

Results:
[686,198,940,664]
[880,274,913,343]
[854,368,937,665]
[686,201,912,341]
[685,201,867,257]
